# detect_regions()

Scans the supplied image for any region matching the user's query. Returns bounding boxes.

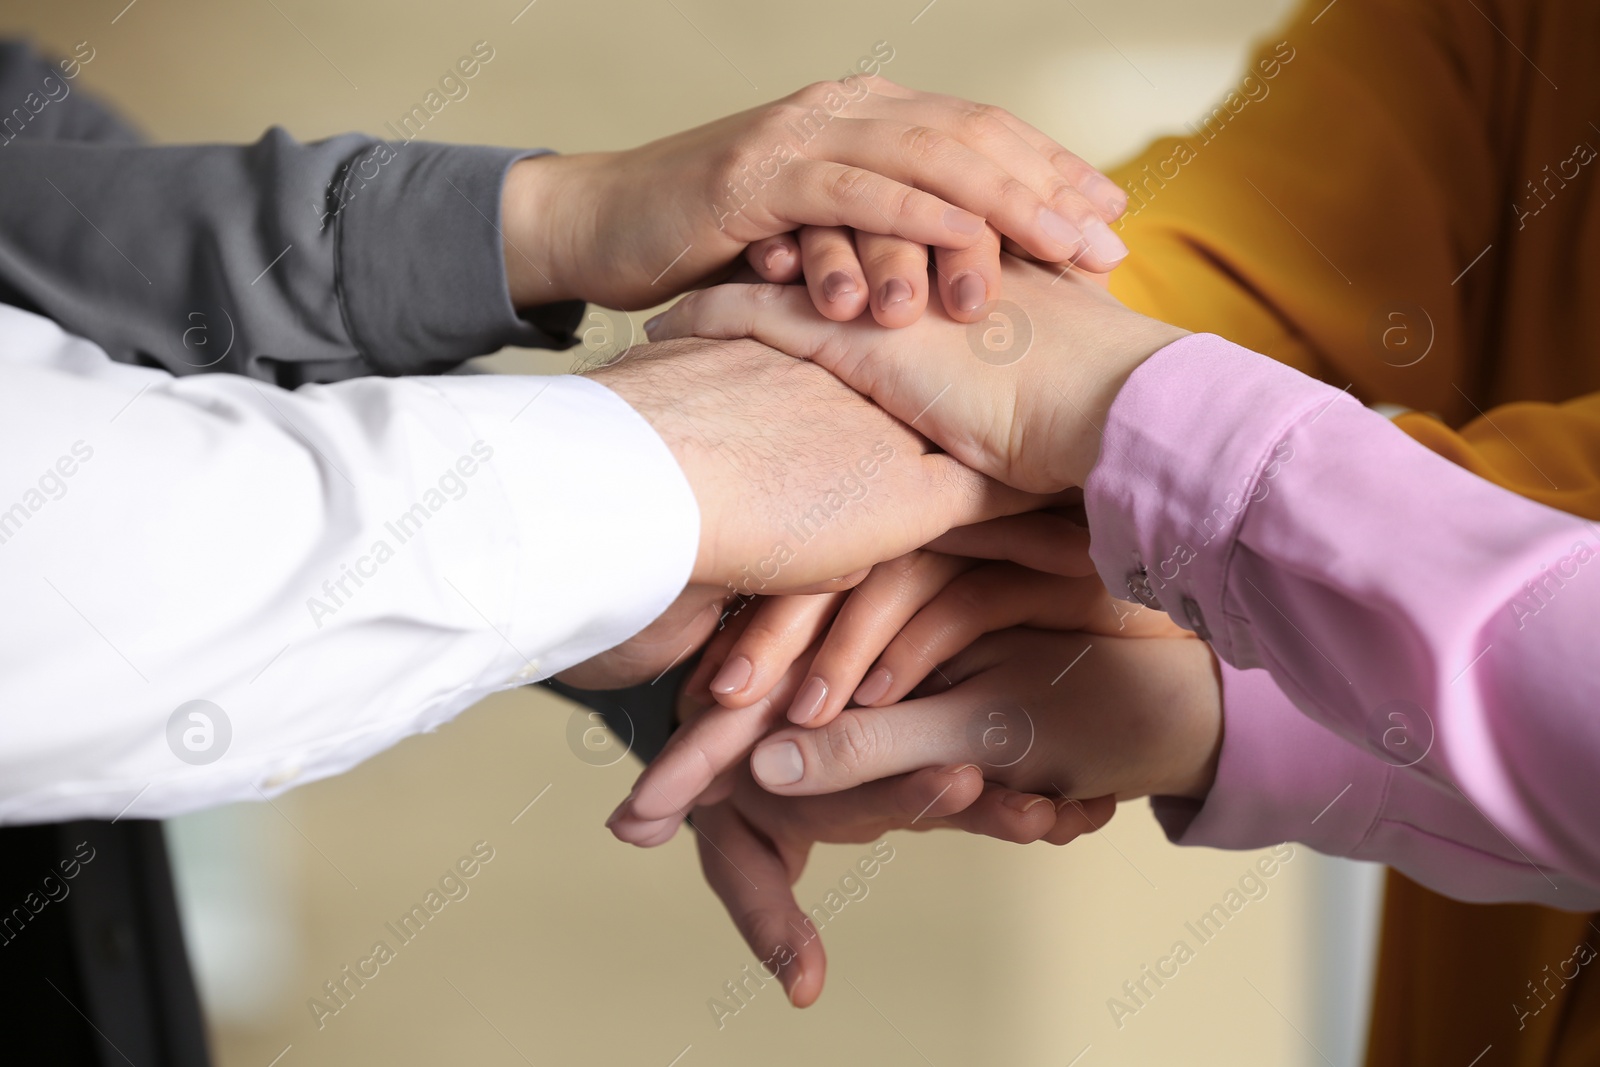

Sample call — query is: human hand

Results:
[689,762,1114,1007]
[585,336,1053,597]
[501,76,1128,324]
[743,627,1223,805]
[710,549,1186,731]
[645,256,1188,491]
[606,557,1174,838]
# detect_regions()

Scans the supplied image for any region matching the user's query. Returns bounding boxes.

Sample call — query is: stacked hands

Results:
[537,77,1223,1008]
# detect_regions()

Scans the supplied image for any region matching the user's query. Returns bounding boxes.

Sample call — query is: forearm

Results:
[1086,334,1600,894]
[0,131,582,383]
[0,306,696,822]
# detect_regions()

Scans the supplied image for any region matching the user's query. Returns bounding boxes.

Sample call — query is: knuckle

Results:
[938,578,989,623]
[763,102,809,137]
[961,104,1013,141]
[880,549,927,584]
[818,713,883,773]
[997,174,1039,209]
[792,80,835,106]
[827,165,876,205]
[747,282,790,310]
[1044,177,1080,210]
[1046,144,1093,178]
[897,124,950,165]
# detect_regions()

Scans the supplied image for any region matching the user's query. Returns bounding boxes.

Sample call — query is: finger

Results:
[646,282,836,348]
[817,117,1125,270]
[1043,794,1117,845]
[691,800,823,1006]
[879,91,1128,223]
[932,226,1003,322]
[744,233,803,283]
[616,648,815,832]
[791,551,973,727]
[678,593,761,713]
[924,511,1096,577]
[750,695,977,796]
[861,563,1071,704]
[937,783,1058,843]
[798,226,870,321]
[762,763,986,837]
[759,159,987,253]
[711,593,843,709]
[853,232,931,328]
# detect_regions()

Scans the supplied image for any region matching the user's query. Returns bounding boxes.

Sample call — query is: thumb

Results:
[749,691,1029,796]
[645,283,848,359]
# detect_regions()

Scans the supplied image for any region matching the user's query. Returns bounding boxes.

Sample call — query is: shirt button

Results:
[1126,565,1161,610]
[261,765,301,789]
[1181,596,1212,641]
[512,659,543,683]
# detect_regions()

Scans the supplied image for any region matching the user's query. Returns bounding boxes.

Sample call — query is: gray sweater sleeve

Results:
[0,123,582,384]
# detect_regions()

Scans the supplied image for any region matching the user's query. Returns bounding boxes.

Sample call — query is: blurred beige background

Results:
[1,1,1385,1064]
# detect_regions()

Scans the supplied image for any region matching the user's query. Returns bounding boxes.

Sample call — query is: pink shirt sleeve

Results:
[1085,334,1600,907]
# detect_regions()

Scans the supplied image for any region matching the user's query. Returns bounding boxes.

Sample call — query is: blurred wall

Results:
[0,1,1384,1065]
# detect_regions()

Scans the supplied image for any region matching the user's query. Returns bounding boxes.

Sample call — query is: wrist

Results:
[501,152,611,308]
[585,355,722,588]
[1156,639,1225,800]
[1064,311,1188,487]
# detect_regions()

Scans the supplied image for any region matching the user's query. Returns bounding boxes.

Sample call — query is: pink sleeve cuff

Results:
[1094,333,1600,904]
[1157,662,1597,908]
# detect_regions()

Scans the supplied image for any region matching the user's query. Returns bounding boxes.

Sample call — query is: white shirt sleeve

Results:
[0,304,699,823]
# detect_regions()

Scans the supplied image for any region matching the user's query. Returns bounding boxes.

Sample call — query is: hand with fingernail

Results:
[606,623,1108,1008]
[687,760,1104,1008]
[746,626,1221,810]
[645,256,1187,493]
[499,76,1128,328]
[605,525,1184,832]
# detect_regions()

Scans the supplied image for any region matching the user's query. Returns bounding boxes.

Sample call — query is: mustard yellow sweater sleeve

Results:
[1394,398,1600,518]
[1105,0,1600,425]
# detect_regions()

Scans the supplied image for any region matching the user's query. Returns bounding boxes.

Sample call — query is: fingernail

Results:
[643,313,664,337]
[710,655,752,695]
[942,763,981,776]
[1085,174,1130,219]
[788,677,828,725]
[823,271,858,303]
[878,278,913,310]
[605,793,633,827]
[1082,218,1129,265]
[943,206,984,235]
[778,960,802,998]
[853,667,892,705]
[764,243,792,273]
[952,272,987,312]
[752,740,805,786]
[1002,793,1052,814]
[1038,208,1085,257]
